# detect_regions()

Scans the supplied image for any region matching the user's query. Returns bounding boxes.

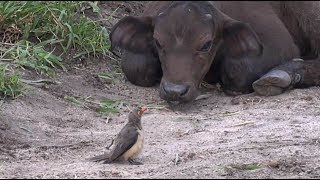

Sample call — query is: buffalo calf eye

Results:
[200,40,213,52]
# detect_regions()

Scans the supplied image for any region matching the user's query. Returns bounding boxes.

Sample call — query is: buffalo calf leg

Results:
[295,59,320,88]
[220,58,260,96]
[253,59,320,96]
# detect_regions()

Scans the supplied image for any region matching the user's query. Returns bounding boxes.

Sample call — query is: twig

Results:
[230,121,255,127]
[19,126,33,133]
[0,42,16,46]
[181,129,191,136]
[0,58,13,61]
[20,79,60,85]
[195,93,213,101]
[221,111,241,117]
[145,105,169,111]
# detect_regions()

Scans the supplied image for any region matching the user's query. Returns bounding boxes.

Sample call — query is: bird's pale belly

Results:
[122,130,144,160]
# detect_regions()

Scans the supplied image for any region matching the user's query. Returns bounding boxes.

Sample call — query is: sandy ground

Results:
[1,1,320,179]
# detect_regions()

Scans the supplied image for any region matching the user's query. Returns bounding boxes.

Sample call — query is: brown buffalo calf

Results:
[110,1,320,103]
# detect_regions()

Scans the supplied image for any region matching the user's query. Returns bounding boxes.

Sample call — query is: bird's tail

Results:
[87,153,111,163]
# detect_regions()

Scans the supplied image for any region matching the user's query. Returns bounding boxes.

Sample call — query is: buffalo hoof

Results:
[252,70,292,96]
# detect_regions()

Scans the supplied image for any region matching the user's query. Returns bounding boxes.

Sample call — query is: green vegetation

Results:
[0,1,110,57]
[98,70,124,84]
[0,1,112,98]
[64,94,169,117]
[0,64,23,99]
[64,95,124,117]
[96,99,124,116]
[5,40,67,76]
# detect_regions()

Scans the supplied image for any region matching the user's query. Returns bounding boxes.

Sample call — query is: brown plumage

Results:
[88,107,147,165]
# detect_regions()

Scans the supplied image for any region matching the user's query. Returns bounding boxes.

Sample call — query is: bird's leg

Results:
[106,139,114,150]
[128,158,143,165]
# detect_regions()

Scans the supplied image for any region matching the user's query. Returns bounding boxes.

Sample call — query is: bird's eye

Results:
[199,40,213,52]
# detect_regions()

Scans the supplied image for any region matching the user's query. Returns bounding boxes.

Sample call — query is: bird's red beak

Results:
[138,107,148,115]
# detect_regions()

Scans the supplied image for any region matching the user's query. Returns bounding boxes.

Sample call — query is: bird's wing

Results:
[109,124,138,161]
[87,153,109,162]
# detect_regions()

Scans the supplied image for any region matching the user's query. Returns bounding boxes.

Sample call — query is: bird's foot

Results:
[128,158,143,165]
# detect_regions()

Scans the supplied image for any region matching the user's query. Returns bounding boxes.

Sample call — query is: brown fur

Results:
[109,1,320,103]
[273,1,320,59]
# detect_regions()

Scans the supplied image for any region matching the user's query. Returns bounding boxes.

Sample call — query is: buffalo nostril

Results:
[162,82,189,97]
[179,86,189,96]
[162,83,169,94]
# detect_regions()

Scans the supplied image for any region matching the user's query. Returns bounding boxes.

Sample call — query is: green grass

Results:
[64,95,124,117]
[64,95,87,108]
[64,95,169,117]
[98,70,124,84]
[0,64,23,99]
[96,99,124,116]
[0,1,114,98]
[5,40,67,76]
[0,1,110,57]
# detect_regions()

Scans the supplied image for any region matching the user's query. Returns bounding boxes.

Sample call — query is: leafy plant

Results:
[64,95,124,116]
[0,1,116,98]
[5,40,66,76]
[0,64,23,99]
[96,99,124,116]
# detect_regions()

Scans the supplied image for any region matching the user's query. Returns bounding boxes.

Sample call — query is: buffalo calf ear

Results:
[109,16,154,53]
[222,21,263,58]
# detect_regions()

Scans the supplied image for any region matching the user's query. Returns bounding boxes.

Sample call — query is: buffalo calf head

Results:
[110,1,263,103]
